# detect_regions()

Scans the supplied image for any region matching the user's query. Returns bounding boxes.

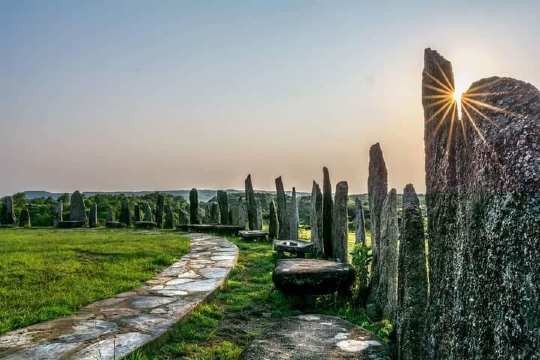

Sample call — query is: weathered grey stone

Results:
[69,191,86,223]
[119,198,131,226]
[164,205,175,229]
[230,205,240,226]
[310,181,323,257]
[54,201,63,226]
[423,48,540,359]
[18,207,30,228]
[367,143,388,295]
[241,315,389,360]
[210,202,220,224]
[275,176,289,239]
[143,202,154,222]
[189,188,199,224]
[332,181,348,263]
[245,174,257,230]
[155,193,164,227]
[255,200,263,230]
[397,184,427,360]
[217,190,229,225]
[322,167,333,258]
[274,240,313,258]
[355,198,366,245]
[268,200,279,240]
[178,208,189,225]
[89,203,98,228]
[238,199,248,229]
[2,196,16,225]
[288,187,299,240]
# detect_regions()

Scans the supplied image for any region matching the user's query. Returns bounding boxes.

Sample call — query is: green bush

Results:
[350,243,372,305]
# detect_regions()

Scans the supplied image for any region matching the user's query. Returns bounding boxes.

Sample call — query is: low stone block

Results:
[274,240,313,258]
[239,230,268,241]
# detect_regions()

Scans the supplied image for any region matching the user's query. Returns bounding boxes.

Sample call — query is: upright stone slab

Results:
[230,205,240,226]
[217,190,229,225]
[310,181,323,256]
[255,200,263,230]
[289,187,299,240]
[368,143,388,294]
[423,49,540,358]
[245,174,257,230]
[19,207,31,227]
[2,196,16,225]
[189,188,200,224]
[69,191,86,224]
[143,202,154,222]
[119,198,131,226]
[210,202,220,224]
[164,205,175,229]
[275,176,289,239]
[155,194,164,228]
[89,203,98,228]
[268,200,279,240]
[322,167,333,258]
[133,204,141,223]
[332,181,349,263]
[178,208,189,225]
[355,198,366,245]
[397,184,427,360]
[54,201,63,226]
[239,199,248,229]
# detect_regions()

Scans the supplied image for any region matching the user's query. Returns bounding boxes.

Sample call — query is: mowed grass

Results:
[128,235,387,360]
[0,228,190,334]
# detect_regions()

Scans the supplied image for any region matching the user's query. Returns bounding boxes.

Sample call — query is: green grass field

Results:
[128,235,388,360]
[0,228,190,334]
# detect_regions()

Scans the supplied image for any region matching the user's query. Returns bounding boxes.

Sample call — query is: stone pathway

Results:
[0,233,238,360]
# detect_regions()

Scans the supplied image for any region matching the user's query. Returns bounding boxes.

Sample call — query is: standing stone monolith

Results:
[178,208,189,225]
[255,200,263,230]
[2,196,16,225]
[269,200,279,240]
[239,199,248,228]
[119,198,131,226]
[210,202,220,224]
[423,48,540,359]
[143,202,154,222]
[310,181,324,256]
[69,191,86,224]
[355,198,366,245]
[397,184,427,360]
[134,204,141,222]
[245,174,257,230]
[189,188,199,224]
[164,205,175,229]
[230,205,240,226]
[155,194,164,228]
[332,181,349,263]
[376,189,399,320]
[19,207,31,228]
[275,176,289,239]
[322,167,334,258]
[288,187,299,240]
[217,191,229,225]
[89,203,98,228]
[54,201,63,226]
[368,143,388,294]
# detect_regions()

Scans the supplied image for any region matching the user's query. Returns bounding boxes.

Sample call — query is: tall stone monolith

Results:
[355,198,366,245]
[89,203,98,228]
[245,174,257,230]
[397,184,427,360]
[275,176,289,239]
[164,205,175,229]
[19,207,31,228]
[217,191,229,225]
[2,196,16,225]
[332,181,348,263]
[311,181,323,256]
[255,200,263,230]
[269,200,279,240]
[322,167,333,258]
[210,202,220,224]
[119,198,131,226]
[239,201,248,229]
[289,187,298,240]
[230,205,240,226]
[368,144,388,293]
[423,48,540,359]
[54,201,63,226]
[143,202,154,222]
[189,188,199,224]
[155,194,164,228]
[69,191,86,224]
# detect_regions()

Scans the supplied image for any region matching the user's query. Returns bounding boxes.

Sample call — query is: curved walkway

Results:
[0,233,238,360]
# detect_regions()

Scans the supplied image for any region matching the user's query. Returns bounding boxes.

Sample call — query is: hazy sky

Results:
[2,0,539,196]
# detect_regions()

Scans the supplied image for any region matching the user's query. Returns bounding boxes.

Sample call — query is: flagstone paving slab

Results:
[0,233,238,360]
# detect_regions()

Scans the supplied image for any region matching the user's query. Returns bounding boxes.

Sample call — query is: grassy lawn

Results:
[128,235,389,360]
[0,228,190,334]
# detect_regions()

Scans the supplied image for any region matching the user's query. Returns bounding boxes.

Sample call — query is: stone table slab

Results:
[0,233,238,360]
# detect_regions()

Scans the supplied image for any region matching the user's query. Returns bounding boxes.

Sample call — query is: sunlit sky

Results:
[1,0,539,196]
